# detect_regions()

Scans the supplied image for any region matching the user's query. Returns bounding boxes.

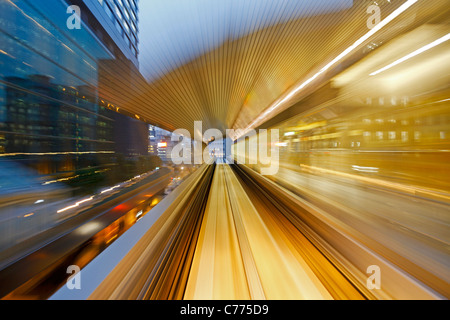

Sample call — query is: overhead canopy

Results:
[97,0,449,139]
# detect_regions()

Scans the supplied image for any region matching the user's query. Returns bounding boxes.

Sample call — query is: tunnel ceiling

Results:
[98,0,448,138]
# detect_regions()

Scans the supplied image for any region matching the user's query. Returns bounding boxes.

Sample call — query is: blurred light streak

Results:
[0,151,114,157]
[100,185,121,194]
[300,164,450,202]
[0,49,16,59]
[351,165,379,173]
[57,196,94,214]
[239,0,419,138]
[370,33,450,76]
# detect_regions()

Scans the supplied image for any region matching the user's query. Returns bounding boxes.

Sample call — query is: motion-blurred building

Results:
[2,74,116,173]
[74,0,140,67]
[0,0,148,175]
[114,114,149,157]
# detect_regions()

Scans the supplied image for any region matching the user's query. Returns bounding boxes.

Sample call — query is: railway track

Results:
[50,162,445,300]
[184,164,365,299]
[60,163,367,300]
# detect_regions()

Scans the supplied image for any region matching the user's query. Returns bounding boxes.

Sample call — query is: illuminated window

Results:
[401,131,409,142]
[376,131,383,140]
[115,5,122,20]
[388,131,396,140]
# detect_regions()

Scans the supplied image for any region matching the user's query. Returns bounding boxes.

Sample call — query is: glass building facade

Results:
[0,0,144,175]
[82,0,139,67]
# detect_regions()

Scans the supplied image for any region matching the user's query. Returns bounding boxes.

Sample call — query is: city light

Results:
[57,196,94,214]
[100,184,122,194]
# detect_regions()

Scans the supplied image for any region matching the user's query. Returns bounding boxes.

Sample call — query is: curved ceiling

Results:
[97,0,448,139]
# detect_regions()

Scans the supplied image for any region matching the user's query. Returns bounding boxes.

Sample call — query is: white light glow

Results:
[370,33,450,76]
[75,221,102,236]
[352,165,379,173]
[57,196,94,213]
[101,184,121,194]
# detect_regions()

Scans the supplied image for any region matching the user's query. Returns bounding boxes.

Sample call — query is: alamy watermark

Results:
[67,5,81,30]
[367,265,381,290]
[170,121,280,175]
[66,264,81,290]
[366,4,381,30]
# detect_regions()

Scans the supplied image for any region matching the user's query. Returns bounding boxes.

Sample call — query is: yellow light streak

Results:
[238,0,419,138]
[370,33,450,76]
